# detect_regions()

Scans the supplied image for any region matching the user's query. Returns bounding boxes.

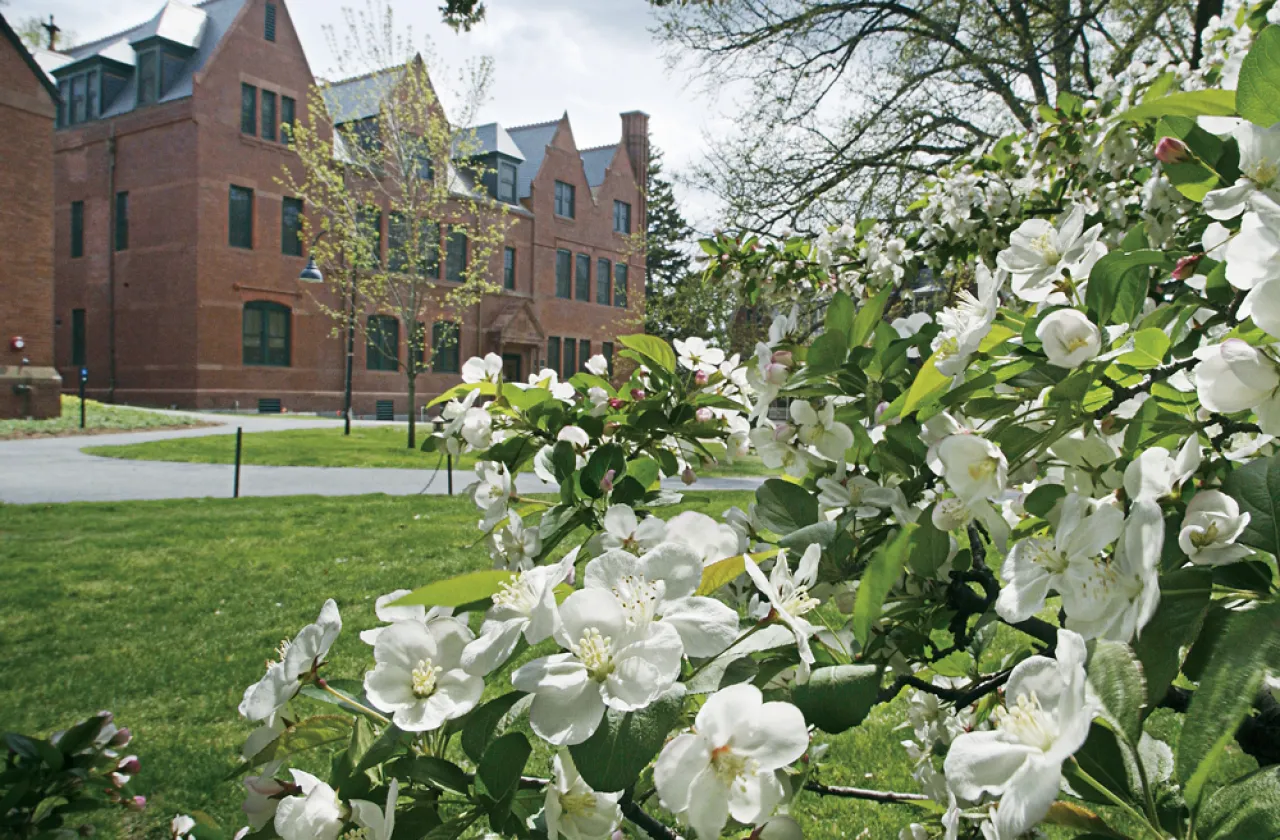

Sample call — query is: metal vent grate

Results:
[375,400,395,421]
[257,398,282,414]
[264,3,277,41]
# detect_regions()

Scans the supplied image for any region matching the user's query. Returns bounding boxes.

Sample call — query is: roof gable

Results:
[0,13,60,102]
[580,145,619,188]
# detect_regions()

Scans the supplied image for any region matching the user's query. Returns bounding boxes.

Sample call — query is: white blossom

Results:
[490,509,542,570]
[1195,339,1280,434]
[584,354,610,377]
[239,600,341,722]
[1036,309,1101,368]
[597,505,668,554]
[470,461,514,530]
[462,353,503,384]
[654,684,809,840]
[544,751,623,840]
[1061,500,1163,642]
[1179,489,1252,565]
[274,770,343,840]
[944,629,1094,838]
[676,337,727,374]
[998,205,1106,302]
[463,552,574,676]
[933,262,1003,377]
[349,778,398,840]
[744,545,821,680]
[364,618,483,731]
[936,435,1008,504]
[790,399,855,461]
[1201,119,1280,219]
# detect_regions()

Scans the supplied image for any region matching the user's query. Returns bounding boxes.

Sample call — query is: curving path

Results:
[0,410,764,504]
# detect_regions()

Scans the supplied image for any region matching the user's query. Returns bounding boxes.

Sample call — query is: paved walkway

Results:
[0,411,764,504]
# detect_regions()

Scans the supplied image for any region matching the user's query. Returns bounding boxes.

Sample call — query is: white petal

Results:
[943,731,1036,800]
[993,757,1063,839]
[530,681,606,746]
[660,596,741,657]
[654,733,711,815]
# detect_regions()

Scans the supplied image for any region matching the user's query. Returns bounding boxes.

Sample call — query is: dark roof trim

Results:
[0,13,61,102]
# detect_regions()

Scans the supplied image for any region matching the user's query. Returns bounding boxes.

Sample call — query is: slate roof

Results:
[579,145,616,187]
[42,0,244,118]
[467,122,524,161]
[506,120,560,199]
[321,66,402,125]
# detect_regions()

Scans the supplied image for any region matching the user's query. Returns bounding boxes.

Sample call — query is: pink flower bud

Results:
[110,727,132,748]
[719,254,730,263]
[601,469,616,493]
[1172,253,1202,280]
[127,795,146,811]
[245,776,288,797]
[694,370,709,386]
[873,401,890,424]
[110,772,130,788]
[681,467,697,485]
[1155,136,1191,165]
[117,756,141,775]
[771,350,793,367]
[695,407,714,423]
[608,397,623,410]
[630,388,646,401]
[764,363,789,386]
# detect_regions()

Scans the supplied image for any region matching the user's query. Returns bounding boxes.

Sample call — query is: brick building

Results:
[0,14,61,419]
[37,0,646,414]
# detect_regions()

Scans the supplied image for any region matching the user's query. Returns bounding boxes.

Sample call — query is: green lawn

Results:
[1,494,1249,839]
[0,492,936,840]
[82,425,773,477]
[0,396,206,440]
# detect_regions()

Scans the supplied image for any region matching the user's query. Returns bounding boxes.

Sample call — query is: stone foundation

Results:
[0,365,63,419]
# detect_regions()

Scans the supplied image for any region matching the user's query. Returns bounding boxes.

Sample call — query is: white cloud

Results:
[11,0,730,231]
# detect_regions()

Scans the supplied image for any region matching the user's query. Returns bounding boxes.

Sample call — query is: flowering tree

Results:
[169,6,1280,840]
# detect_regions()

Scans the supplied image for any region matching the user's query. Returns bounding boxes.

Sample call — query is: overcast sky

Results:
[6,0,730,230]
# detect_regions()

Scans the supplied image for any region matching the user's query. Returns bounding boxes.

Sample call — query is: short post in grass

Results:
[78,368,87,428]
[233,427,243,498]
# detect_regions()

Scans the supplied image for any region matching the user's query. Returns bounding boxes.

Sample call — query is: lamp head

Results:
[299,256,324,283]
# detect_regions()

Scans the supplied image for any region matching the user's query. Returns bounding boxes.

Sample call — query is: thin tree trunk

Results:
[407,366,417,449]
[1192,0,1224,68]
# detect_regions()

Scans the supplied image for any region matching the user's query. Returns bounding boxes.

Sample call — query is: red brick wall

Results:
[0,32,60,418]
[51,0,647,416]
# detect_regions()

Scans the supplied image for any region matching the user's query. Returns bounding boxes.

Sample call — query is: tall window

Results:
[389,215,439,275]
[261,91,277,141]
[359,206,382,266]
[242,301,291,366]
[281,197,303,256]
[497,162,517,203]
[602,341,614,375]
[445,228,468,283]
[596,258,611,304]
[575,254,590,301]
[555,249,571,298]
[280,96,296,142]
[579,339,590,372]
[137,50,157,105]
[264,2,277,40]
[70,201,84,258]
[229,186,254,248]
[613,200,632,234]
[564,338,577,378]
[432,322,460,373]
[547,337,561,376]
[70,74,86,124]
[71,310,86,367]
[240,84,256,135]
[59,69,100,125]
[503,247,516,290]
[614,263,628,308]
[554,180,575,218]
[114,192,128,251]
[367,315,399,371]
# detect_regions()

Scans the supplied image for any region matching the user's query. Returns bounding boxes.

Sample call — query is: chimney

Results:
[620,111,649,187]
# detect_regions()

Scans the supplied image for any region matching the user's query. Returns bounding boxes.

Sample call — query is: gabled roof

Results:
[0,13,61,102]
[46,0,245,116]
[506,119,559,199]
[321,65,403,125]
[579,145,618,188]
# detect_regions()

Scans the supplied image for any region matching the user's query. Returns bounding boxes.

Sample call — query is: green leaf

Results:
[241,715,352,772]
[826,290,855,337]
[1086,640,1146,746]
[461,692,527,764]
[476,732,531,816]
[354,723,406,773]
[755,479,820,535]
[617,334,677,372]
[1114,89,1237,122]
[906,513,951,578]
[790,664,881,733]
[850,286,892,347]
[1223,452,1280,558]
[569,688,684,794]
[581,444,625,499]
[696,551,777,596]
[1068,723,1135,804]
[393,569,513,611]
[1117,328,1171,369]
[551,440,577,482]
[428,381,496,407]
[902,351,951,416]
[807,330,848,373]
[1131,568,1212,706]
[1024,484,1067,518]
[778,521,840,551]
[502,386,553,412]
[1086,251,1168,326]
[396,755,473,796]
[852,525,916,646]
[1175,600,1280,807]
[1237,25,1280,127]
[626,457,661,489]
[1198,765,1280,839]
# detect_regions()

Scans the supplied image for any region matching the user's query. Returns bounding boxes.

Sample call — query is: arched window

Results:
[243,301,291,367]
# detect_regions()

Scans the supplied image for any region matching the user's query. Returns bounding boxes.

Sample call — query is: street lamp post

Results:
[299,252,357,436]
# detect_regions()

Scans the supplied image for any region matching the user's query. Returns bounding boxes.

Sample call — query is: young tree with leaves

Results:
[282,3,510,449]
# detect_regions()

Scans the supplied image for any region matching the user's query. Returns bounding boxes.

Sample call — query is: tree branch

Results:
[622,798,685,840]
[804,781,931,802]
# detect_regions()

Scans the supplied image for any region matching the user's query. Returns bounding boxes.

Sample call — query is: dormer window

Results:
[136,49,158,105]
[497,161,517,203]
